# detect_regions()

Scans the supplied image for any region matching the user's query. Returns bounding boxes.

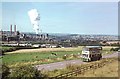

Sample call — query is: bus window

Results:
[89,54,92,57]
[82,54,88,57]
[83,48,89,51]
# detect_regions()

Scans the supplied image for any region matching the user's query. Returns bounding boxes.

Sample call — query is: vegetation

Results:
[2,64,47,79]
[2,46,115,67]
[1,46,118,78]
[44,58,118,77]
[110,47,120,51]
[2,58,118,78]
[3,51,80,67]
[0,46,16,55]
[5,46,83,54]
[0,46,40,55]
[77,58,119,77]
[2,64,10,79]
[102,46,118,55]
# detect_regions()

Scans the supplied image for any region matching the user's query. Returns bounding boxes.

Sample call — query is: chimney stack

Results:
[14,25,17,35]
[10,24,12,35]
[14,25,16,33]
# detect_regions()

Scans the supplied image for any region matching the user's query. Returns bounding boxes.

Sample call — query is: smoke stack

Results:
[10,24,12,35]
[41,34,43,39]
[46,34,48,38]
[14,25,16,33]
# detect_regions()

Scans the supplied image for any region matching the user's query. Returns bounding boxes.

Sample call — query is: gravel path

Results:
[35,52,119,71]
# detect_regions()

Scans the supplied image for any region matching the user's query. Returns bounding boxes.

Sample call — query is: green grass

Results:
[102,46,115,55]
[0,46,16,54]
[2,46,114,67]
[0,46,14,50]
[2,51,80,65]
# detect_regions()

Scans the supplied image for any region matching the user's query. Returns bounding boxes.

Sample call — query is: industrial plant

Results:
[0,24,54,47]
[0,24,119,48]
[0,8,119,48]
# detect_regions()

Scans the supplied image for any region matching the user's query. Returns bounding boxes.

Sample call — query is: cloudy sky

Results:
[1,2,118,35]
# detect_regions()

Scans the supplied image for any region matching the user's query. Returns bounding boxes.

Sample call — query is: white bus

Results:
[81,46,102,62]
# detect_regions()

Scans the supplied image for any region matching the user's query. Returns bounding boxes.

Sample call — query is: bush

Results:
[62,56,67,60]
[8,65,47,79]
[73,54,77,58]
[66,64,80,71]
[110,47,120,51]
[2,64,10,79]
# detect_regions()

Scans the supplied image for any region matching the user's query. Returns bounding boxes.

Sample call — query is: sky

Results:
[1,2,118,35]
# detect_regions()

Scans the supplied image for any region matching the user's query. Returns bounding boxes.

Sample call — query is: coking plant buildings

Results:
[0,24,119,47]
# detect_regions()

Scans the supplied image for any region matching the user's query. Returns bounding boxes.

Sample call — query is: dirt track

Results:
[35,52,119,71]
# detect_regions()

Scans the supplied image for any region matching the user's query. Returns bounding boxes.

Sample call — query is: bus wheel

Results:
[91,58,93,61]
[98,57,101,60]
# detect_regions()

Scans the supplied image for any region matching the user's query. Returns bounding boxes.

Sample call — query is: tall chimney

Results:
[10,24,12,35]
[14,25,16,33]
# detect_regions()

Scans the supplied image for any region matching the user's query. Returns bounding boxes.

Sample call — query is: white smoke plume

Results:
[28,9,40,34]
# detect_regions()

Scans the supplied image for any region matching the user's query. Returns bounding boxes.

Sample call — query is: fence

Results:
[51,58,115,79]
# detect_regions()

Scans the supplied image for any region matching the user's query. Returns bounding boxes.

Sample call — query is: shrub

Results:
[2,64,10,79]
[73,54,77,58]
[110,47,120,51]
[62,56,67,60]
[8,65,47,79]
[66,64,80,71]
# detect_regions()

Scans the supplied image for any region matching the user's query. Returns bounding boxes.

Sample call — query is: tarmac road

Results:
[102,52,119,58]
[35,52,119,71]
[35,60,86,71]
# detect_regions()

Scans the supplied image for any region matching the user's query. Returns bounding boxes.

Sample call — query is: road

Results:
[35,60,86,71]
[35,52,119,71]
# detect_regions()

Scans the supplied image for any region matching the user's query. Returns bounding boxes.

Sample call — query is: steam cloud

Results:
[28,9,40,34]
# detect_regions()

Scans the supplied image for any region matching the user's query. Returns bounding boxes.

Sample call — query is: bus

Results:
[81,46,102,62]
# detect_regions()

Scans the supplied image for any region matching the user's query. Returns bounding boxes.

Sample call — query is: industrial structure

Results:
[1,24,20,43]
[0,24,49,44]
[0,24,118,48]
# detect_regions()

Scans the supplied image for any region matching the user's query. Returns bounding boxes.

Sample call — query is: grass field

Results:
[3,51,80,67]
[2,46,117,67]
[77,58,119,77]
[4,46,117,54]
[1,46,13,50]
[0,46,15,52]
[5,47,83,54]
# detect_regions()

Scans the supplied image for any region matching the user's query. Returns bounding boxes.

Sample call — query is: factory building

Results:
[0,25,20,43]
[1,24,49,44]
